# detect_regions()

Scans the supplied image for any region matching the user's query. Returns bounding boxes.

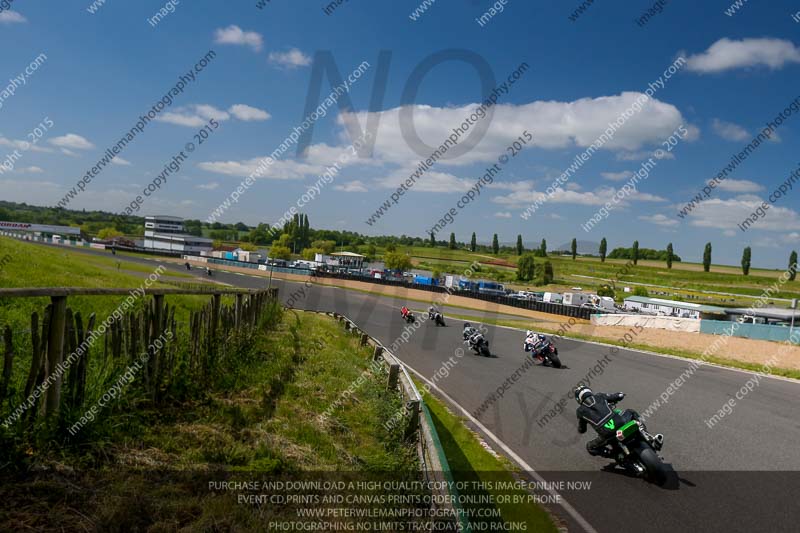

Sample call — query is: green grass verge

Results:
[417,381,558,532]
[0,311,420,530]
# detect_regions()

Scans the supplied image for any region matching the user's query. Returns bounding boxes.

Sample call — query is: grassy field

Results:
[0,237,220,349]
[0,239,422,529]
[0,311,424,530]
[3,239,521,530]
[419,383,557,532]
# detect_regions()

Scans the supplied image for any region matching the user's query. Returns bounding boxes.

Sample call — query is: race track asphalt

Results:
[35,248,800,532]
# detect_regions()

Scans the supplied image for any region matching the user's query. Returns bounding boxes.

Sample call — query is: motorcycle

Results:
[465,332,491,357]
[401,311,416,324]
[185,262,191,270]
[524,338,562,368]
[206,268,213,277]
[598,404,668,485]
[429,311,446,327]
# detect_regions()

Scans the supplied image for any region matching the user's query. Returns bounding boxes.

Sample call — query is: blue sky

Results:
[1,0,800,268]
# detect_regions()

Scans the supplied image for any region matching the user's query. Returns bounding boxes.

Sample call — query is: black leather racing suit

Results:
[577,392,642,457]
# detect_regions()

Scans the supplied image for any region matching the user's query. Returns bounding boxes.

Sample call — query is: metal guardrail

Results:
[329,312,468,531]
[185,254,595,321]
[0,287,266,298]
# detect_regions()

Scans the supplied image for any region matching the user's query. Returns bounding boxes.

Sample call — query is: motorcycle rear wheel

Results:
[549,353,562,368]
[637,443,667,485]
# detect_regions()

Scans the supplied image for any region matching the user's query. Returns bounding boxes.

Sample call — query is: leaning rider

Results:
[463,322,477,340]
[574,386,661,459]
[428,305,436,319]
[401,305,410,318]
[524,330,547,356]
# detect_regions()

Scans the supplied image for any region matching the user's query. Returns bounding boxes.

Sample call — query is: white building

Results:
[314,251,365,271]
[0,220,84,244]
[623,296,725,320]
[144,215,212,254]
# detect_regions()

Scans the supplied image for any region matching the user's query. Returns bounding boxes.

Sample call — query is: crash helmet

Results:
[526,330,533,337]
[574,385,593,405]
[464,322,471,329]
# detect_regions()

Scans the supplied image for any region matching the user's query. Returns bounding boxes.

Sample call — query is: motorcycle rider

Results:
[401,306,410,319]
[428,305,436,319]
[524,330,548,357]
[463,322,477,340]
[574,385,662,459]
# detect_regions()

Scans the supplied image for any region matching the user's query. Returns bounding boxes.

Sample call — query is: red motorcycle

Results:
[524,337,562,368]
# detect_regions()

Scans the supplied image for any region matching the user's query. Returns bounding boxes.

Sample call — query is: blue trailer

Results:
[414,275,438,286]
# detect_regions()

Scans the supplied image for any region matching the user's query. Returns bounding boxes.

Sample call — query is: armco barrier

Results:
[313,270,594,320]
[184,254,595,321]
[329,312,468,531]
[700,319,800,344]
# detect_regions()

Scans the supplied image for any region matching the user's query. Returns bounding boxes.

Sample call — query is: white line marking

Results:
[402,363,598,533]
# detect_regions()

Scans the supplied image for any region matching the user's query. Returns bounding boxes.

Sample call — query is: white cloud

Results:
[195,104,230,121]
[686,37,800,73]
[601,171,633,181]
[616,149,675,161]
[334,180,368,193]
[717,178,763,193]
[712,118,749,141]
[342,92,693,166]
[682,196,800,232]
[197,182,219,190]
[493,185,665,209]
[228,104,271,121]
[486,180,536,191]
[61,148,77,157]
[0,136,53,153]
[156,104,230,127]
[0,11,26,24]
[638,213,679,227]
[494,211,512,218]
[111,157,131,166]
[213,25,263,51]
[268,48,312,69]
[632,191,668,202]
[376,169,474,193]
[198,157,324,181]
[48,133,94,150]
[19,166,43,173]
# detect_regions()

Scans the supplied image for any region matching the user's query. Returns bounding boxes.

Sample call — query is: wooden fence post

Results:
[44,295,67,417]
[235,294,243,329]
[0,325,13,401]
[387,364,400,390]
[360,333,368,346]
[405,399,420,439]
[373,345,383,362]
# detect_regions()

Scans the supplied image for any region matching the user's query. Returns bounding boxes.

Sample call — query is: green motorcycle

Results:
[604,408,667,485]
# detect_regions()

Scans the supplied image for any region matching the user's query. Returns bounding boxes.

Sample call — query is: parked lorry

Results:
[456,279,505,296]
[596,296,616,310]
[543,292,563,304]
[413,275,438,286]
[563,292,591,306]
